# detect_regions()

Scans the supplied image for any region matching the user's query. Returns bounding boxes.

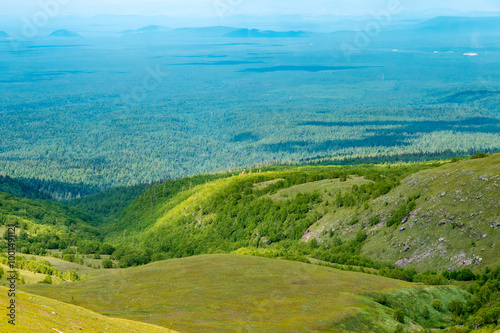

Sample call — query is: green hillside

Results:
[311,153,500,271]
[20,254,467,333]
[0,286,177,333]
[103,153,499,273]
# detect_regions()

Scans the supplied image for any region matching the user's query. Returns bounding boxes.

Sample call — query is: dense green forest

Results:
[0,191,114,257]
[0,33,499,189]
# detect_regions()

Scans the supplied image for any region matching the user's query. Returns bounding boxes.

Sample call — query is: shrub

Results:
[74,257,84,265]
[447,326,469,333]
[470,152,488,159]
[467,316,484,330]
[432,299,444,311]
[38,275,53,284]
[102,259,113,269]
[421,306,430,319]
[62,254,75,262]
[63,270,79,281]
[369,215,380,226]
[394,308,405,323]
[448,299,465,316]
[375,293,388,306]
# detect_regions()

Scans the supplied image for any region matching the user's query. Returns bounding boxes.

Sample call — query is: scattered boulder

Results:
[394,258,410,267]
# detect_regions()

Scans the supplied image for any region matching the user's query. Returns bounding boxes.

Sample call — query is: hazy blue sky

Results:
[4,0,500,17]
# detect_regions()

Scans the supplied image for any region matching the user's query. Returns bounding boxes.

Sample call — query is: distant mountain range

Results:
[120,16,500,40]
[120,25,306,38]
[1,15,498,42]
[121,24,170,35]
[415,16,500,33]
[224,28,307,38]
[48,29,82,38]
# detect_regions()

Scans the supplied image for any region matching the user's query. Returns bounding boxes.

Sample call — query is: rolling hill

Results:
[20,254,466,332]
[104,153,499,272]
[0,286,176,333]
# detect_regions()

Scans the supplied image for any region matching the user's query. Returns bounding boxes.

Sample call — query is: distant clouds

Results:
[3,0,500,17]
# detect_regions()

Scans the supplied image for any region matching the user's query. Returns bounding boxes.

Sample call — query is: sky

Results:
[3,0,500,18]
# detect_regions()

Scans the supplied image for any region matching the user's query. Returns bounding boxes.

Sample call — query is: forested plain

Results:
[0,25,499,198]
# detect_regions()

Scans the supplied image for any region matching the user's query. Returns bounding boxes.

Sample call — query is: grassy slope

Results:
[16,253,102,276]
[298,154,500,270]
[358,153,500,270]
[21,254,466,333]
[0,287,177,333]
[108,154,499,271]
